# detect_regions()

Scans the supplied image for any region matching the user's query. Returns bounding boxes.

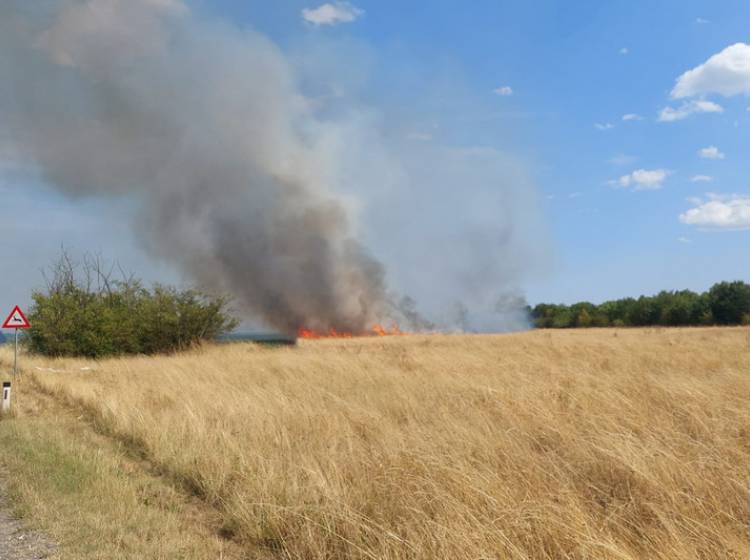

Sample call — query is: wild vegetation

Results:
[25,253,237,358]
[532,280,750,328]
[1,328,749,559]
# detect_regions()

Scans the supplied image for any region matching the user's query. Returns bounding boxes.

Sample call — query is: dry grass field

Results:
[1,328,750,559]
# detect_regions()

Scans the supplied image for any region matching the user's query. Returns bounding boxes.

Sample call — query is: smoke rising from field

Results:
[0,0,547,334]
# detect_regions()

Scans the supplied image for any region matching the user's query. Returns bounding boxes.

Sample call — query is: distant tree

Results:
[577,308,592,327]
[569,302,596,328]
[599,298,634,326]
[708,281,750,325]
[657,290,699,326]
[627,296,659,326]
[551,309,573,328]
[531,304,570,328]
[590,311,609,327]
[691,293,713,325]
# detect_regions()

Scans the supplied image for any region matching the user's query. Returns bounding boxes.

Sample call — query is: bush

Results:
[26,253,238,358]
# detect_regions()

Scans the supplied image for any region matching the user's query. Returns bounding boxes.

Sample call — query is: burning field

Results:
[297,322,405,339]
[2,327,750,559]
[1,4,749,559]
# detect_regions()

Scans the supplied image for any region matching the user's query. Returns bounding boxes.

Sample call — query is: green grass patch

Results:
[0,413,244,559]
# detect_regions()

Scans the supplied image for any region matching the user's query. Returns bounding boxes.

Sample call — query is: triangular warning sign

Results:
[2,306,30,329]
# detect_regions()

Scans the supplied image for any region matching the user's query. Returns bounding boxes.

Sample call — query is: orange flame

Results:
[297,323,405,339]
[372,323,403,336]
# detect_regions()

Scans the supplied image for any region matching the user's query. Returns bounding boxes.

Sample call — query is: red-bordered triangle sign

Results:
[2,306,30,329]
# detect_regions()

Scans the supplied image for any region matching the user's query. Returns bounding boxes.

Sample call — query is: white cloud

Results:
[622,113,643,121]
[658,100,723,122]
[695,17,710,24]
[594,122,614,130]
[619,47,629,55]
[568,192,583,199]
[691,175,714,183]
[680,194,750,229]
[698,145,725,159]
[671,43,750,99]
[677,236,692,243]
[612,168,671,191]
[493,86,513,96]
[301,2,364,26]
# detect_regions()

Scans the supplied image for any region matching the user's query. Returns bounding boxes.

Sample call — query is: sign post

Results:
[2,306,30,412]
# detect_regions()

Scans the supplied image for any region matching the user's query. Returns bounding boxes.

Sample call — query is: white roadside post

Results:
[1,382,10,412]
[2,305,31,413]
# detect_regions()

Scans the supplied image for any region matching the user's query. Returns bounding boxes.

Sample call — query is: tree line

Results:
[531,281,750,328]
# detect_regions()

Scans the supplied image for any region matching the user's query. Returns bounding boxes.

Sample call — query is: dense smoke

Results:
[0,0,395,334]
[0,0,547,334]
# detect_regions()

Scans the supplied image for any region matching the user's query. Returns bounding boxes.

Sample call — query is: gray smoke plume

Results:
[0,0,397,335]
[0,0,548,334]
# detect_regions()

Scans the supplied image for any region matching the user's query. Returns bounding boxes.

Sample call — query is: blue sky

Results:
[217,0,750,304]
[2,0,750,324]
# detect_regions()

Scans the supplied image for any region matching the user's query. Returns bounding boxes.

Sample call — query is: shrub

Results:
[26,253,238,358]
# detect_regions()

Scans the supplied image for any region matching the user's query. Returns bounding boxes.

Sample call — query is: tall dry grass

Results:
[10,328,750,559]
